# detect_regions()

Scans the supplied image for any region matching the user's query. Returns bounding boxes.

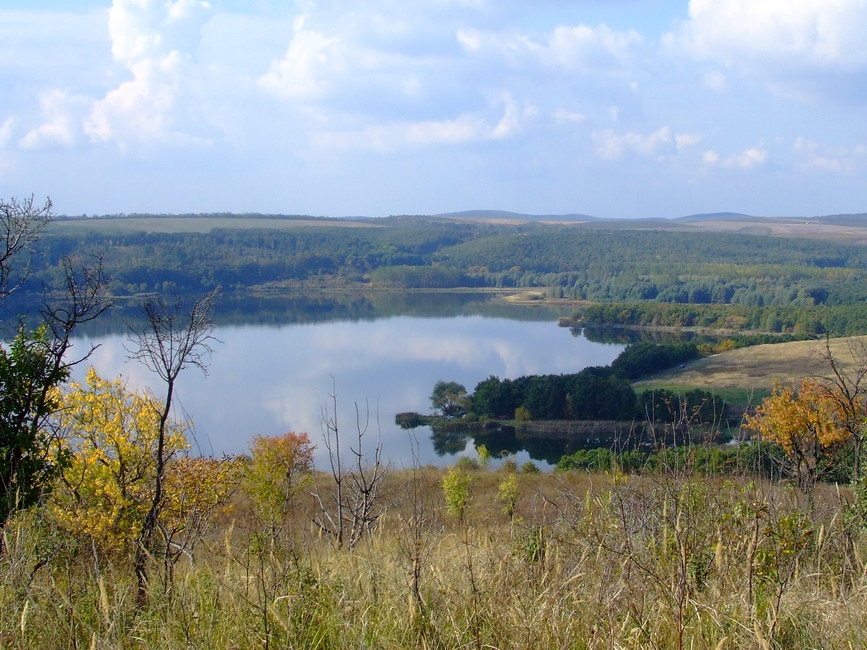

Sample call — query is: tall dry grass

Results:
[2,466,866,649]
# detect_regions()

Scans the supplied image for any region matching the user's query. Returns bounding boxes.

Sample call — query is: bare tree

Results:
[816,335,867,479]
[0,196,52,299]
[312,380,388,550]
[125,287,219,602]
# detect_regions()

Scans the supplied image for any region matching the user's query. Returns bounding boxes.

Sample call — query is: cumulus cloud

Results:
[109,0,213,64]
[458,22,642,72]
[257,15,345,100]
[592,126,683,160]
[666,0,867,98]
[674,133,702,150]
[86,0,213,148]
[19,90,87,150]
[0,118,16,148]
[552,109,586,124]
[702,150,720,165]
[703,145,769,170]
[703,70,728,92]
[314,93,535,152]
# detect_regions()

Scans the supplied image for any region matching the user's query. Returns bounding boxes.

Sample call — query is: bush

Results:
[395,412,425,429]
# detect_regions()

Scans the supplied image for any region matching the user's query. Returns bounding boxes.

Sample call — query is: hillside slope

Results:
[636,336,867,391]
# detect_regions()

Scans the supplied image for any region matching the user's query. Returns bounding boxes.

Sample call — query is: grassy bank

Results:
[3,466,866,649]
[636,335,867,395]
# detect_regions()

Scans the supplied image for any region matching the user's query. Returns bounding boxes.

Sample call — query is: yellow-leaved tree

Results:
[51,368,188,553]
[52,368,241,559]
[747,379,853,497]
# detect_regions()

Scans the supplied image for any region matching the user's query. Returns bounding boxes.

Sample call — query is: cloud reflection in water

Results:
[69,315,624,467]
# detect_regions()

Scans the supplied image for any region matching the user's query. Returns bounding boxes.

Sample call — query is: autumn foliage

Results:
[747,379,856,491]
[51,368,238,554]
[244,432,315,529]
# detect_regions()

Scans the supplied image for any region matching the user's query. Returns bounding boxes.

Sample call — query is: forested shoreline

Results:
[19,216,867,323]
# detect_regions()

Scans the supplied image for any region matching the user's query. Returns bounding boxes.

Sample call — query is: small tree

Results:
[0,327,70,532]
[312,382,388,550]
[816,336,867,479]
[430,380,469,418]
[53,369,240,568]
[442,465,473,522]
[51,368,188,553]
[245,432,314,535]
[0,217,111,539]
[496,473,521,522]
[747,379,852,497]
[0,196,52,299]
[126,288,219,602]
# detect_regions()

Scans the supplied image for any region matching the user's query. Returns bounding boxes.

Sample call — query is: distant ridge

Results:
[435,210,602,222]
[676,212,756,222]
[812,213,867,227]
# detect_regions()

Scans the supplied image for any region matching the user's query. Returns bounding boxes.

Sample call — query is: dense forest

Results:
[8,213,867,335]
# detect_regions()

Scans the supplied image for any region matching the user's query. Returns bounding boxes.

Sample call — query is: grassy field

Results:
[45,212,867,242]
[47,215,380,234]
[636,335,867,394]
[3,466,866,649]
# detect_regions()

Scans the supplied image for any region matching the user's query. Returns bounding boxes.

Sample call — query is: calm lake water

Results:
[56,293,626,469]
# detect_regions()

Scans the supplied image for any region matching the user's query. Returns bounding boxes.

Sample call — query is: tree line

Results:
[430,341,707,423]
[6,218,864,324]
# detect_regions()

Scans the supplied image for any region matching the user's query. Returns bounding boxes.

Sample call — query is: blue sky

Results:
[1,0,866,218]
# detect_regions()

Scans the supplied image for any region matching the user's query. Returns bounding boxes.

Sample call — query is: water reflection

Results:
[67,309,625,469]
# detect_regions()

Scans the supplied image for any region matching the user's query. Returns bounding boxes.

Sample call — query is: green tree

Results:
[430,380,469,417]
[0,326,69,531]
[0,197,111,540]
[442,465,473,521]
[244,432,315,534]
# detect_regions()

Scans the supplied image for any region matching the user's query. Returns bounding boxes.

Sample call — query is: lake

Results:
[55,292,626,469]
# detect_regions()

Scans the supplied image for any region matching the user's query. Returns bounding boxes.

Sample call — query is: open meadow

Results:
[637,336,867,395]
[3,464,867,649]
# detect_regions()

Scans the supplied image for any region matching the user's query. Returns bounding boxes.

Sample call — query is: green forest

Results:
[6,213,862,339]
[18,216,866,299]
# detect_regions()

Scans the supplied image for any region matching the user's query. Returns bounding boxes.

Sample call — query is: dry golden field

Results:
[636,335,867,393]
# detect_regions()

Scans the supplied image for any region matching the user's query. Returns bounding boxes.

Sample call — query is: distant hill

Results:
[812,213,867,227]
[435,210,602,223]
[676,212,757,222]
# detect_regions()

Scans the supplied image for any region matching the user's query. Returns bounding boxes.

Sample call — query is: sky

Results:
[1,0,866,219]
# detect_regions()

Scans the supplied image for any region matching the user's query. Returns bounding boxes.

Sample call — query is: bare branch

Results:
[126,286,220,606]
[0,195,52,298]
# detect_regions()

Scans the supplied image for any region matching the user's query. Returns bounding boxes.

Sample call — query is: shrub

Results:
[442,465,473,520]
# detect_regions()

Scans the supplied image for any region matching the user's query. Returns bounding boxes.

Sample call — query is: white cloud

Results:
[86,0,213,148]
[257,15,345,100]
[543,24,642,70]
[674,133,702,150]
[314,94,535,152]
[592,126,677,160]
[703,70,728,92]
[667,0,867,98]
[552,109,586,124]
[109,0,212,64]
[704,145,769,170]
[0,117,16,148]
[725,146,768,170]
[19,89,85,150]
[793,137,858,173]
[86,55,183,145]
[457,22,641,72]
